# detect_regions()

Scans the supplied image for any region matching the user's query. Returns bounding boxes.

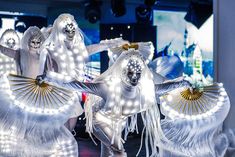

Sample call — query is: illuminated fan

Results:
[5,74,76,115]
[160,83,228,120]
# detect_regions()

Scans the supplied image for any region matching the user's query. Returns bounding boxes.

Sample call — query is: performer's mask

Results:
[28,36,43,51]
[124,59,143,86]
[63,23,75,41]
[6,38,16,49]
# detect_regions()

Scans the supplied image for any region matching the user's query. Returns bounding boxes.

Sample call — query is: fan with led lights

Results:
[0,74,79,157]
[160,83,229,120]
[4,74,77,115]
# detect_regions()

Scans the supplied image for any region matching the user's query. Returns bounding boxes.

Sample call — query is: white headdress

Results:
[108,42,154,66]
[44,14,84,47]
[21,26,45,52]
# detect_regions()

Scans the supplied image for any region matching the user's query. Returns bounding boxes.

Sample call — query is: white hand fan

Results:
[160,83,228,120]
[6,74,76,115]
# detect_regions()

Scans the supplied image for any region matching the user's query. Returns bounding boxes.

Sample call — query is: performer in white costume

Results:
[0,29,20,75]
[39,13,128,131]
[159,83,230,157]
[0,26,44,78]
[39,49,190,157]
[0,26,79,157]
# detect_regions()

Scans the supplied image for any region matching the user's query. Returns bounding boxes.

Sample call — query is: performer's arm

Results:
[0,45,18,59]
[42,72,104,98]
[86,38,129,56]
[155,78,191,96]
[86,43,108,56]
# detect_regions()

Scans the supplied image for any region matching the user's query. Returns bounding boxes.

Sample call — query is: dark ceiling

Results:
[0,0,193,7]
[0,0,211,17]
[0,0,191,12]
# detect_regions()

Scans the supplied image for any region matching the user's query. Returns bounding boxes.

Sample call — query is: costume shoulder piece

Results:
[160,83,230,120]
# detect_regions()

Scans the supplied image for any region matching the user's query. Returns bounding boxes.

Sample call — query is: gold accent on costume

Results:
[122,43,139,50]
[180,88,203,101]
[34,80,49,88]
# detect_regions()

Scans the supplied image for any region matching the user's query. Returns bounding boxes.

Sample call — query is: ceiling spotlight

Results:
[111,0,126,17]
[85,0,102,24]
[135,4,153,24]
[15,21,27,33]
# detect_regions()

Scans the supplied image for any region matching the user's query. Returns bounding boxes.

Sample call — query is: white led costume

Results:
[159,83,230,157]
[0,29,20,75]
[39,13,128,131]
[0,27,79,156]
[42,48,191,157]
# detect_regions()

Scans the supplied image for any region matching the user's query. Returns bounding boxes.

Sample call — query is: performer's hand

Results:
[36,73,46,85]
[182,80,194,93]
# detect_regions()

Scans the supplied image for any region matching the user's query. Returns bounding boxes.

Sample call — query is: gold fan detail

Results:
[180,89,203,101]
[6,74,76,113]
[161,84,227,117]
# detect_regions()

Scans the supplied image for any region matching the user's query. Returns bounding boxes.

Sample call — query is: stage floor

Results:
[77,135,146,157]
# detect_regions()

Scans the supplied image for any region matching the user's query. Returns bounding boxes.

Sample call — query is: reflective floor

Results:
[77,134,146,157]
